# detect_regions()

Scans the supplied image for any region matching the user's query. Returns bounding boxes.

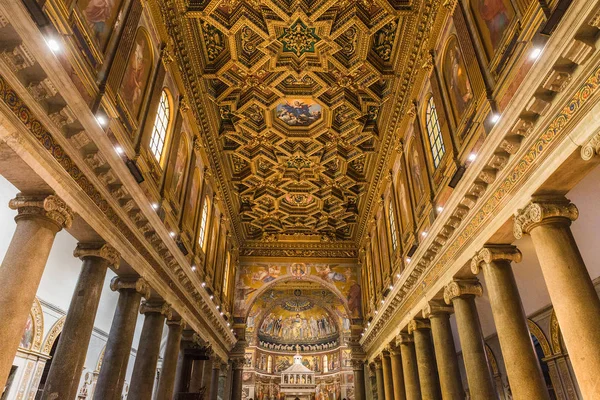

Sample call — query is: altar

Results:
[279,349,316,400]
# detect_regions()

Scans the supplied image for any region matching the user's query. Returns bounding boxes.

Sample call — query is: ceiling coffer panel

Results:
[160,0,440,250]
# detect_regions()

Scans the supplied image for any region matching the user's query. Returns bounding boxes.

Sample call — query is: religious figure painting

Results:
[443,36,474,122]
[408,138,427,206]
[276,99,322,126]
[119,28,153,121]
[347,281,362,318]
[183,167,201,230]
[397,164,412,231]
[77,0,124,51]
[471,0,515,59]
[170,134,189,204]
[19,313,34,349]
[259,306,337,342]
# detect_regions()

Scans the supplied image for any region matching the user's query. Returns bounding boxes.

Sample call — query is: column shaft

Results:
[0,194,71,388]
[382,352,394,400]
[445,282,496,400]
[389,347,406,400]
[410,321,441,400]
[155,320,184,400]
[473,245,550,400]
[399,335,421,400]
[352,361,367,400]
[428,312,463,400]
[230,359,244,400]
[42,244,117,400]
[529,220,600,397]
[208,358,221,400]
[375,358,385,400]
[94,278,148,400]
[128,303,170,400]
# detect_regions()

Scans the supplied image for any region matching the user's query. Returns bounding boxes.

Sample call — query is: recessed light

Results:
[530,47,542,60]
[406,257,411,263]
[169,231,176,238]
[210,295,214,300]
[46,37,61,52]
[202,282,206,287]
[490,113,501,124]
[220,311,224,316]
[96,115,107,126]
[227,322,230,327]
[114,146,124,155]
[216,305,220,310]
[468,153,477,162]
[375,310,378,315]
[396,273,401,279]
[436,206,444,213]
[421,231,428,237]
[389,285,394,290]
[191,265,197,272]
[381,300,385,304]
[151,203,159,210]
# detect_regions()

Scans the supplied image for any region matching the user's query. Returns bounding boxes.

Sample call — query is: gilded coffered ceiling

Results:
[157,0,443,255]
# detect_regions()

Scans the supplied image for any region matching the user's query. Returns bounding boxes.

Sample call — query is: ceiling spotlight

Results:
[490,113,501,124]
[216,305,220,310]
[151,203,159,210]
[96,115,107,127]
[530,47,542,60]
[436,206,444,213]
[227,322,230,327]
[389,285,394,291]
[468,153,477,162]
[202,282,206,287]
[381,299,385,304]
[406,257,412,263]
[191,265,197,272]
[220,311,224,316]
[396,273,401,279]
[169,231,176,238]
[421,231,428,237]
[375,310,378,315]
[210,295,214,300]
[367,322,371,327]
[114,146,124,155]
[46,37,61,53]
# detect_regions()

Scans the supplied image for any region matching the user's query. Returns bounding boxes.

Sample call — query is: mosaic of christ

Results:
[276,99,322,126]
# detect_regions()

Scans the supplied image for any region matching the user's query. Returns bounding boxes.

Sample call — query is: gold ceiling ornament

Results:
[156,0,444,250]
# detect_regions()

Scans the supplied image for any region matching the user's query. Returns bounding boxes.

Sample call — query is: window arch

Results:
[388,201,398,251]
[149,89,172,165]
[425,96,445,168]
[198,196,210,250]
[223,251,231,295]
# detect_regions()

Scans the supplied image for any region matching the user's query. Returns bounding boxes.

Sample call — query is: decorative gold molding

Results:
[470,244,522,274]
[73,242,121,268]
[513,198,579,239]
[42,316,65,354]
[9,194,73,229]
[443,280,483,304]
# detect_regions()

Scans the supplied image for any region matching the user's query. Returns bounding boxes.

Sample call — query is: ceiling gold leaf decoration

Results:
[156,0,442,254]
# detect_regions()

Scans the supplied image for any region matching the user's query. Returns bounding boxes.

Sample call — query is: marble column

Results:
[368,362,378,400]
[0,194,73,388]
[230,357,245,400]
[42,243,120,400]
[444,280,496,400]
[208,355,222,400]
[155,318,184,400]
[128,301,171,400]
[351,360,367,400]
[382,350,395,400]
[374,356,385,400]
[94,277,150,400]
[408,320,441,400]
[423,302,463,400]
[388,342,406,400]
[514,198,600,398]
[398,333,421,400]
[472,244,550,400]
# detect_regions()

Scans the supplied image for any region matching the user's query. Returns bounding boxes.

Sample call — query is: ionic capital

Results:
[422,300,454,319]
[110,276,151,298]
[9,193,73,229]
[444,280,482,304]
[73,242,120,268]
[396,332,413,345]
[140,300,172,318]
[471,244,522,274]
[513,198,578,239]
[581,130,600,160]
[407,319,431,334]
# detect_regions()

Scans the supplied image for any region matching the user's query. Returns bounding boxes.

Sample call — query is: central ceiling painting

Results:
[161,0,439,252]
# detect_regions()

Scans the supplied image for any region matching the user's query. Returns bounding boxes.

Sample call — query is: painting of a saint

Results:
[276,99,322,127]
[251,265,281,283]
[291,263,308,278]
[471,0,514,58]
[170,134,188,202]
[119,28,153,121]
[315,265,349,283]
[78,0,123,51]
[409,141,426,204]
[347,281,362,318]
[183,167,200,229]
[19,314,34,349]
[443,37,473,122]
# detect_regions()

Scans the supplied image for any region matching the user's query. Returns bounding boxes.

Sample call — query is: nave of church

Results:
[1,0,600,399]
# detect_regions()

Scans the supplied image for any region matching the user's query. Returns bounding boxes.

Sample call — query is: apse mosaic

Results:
[258,304,337,343]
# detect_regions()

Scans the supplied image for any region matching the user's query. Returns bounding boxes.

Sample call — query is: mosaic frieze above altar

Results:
[160,0,435,245]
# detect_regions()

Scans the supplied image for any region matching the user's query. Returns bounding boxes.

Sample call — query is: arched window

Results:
[198,196,210,250]
[223,251,231,295]
[425,96,445,168]
[149,89,171,165]
[388,202,398,251]
[267,355,273,373]
[323,355,329,373]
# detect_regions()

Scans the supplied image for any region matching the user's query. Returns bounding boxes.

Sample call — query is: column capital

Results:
[581,130,600,160]
[351,359,365,371]
[73,242,120,268]
[388,341,401,356]
[230,357,245,370]
[166,317,185,327]
[408,319,431,334]
[471,244,522,274]
[140,300,172,318]
[211,353,224,369]
[514,198,578,239]
[368,362,377,377]
[444,280,482,304]
[373,355,383,369]
[422,300,454,319]
[110,276,151,298]
[9,193,73,229]
[396,332,413,345]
